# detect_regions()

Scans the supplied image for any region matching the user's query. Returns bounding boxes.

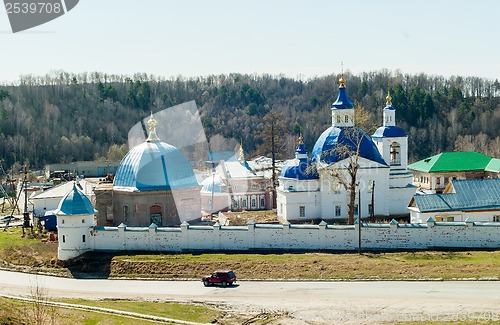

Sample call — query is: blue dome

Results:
[384,105,396,111]
[55,184,96,215]
[331,87,354,109]
[372,126,407,138]
[281,158,319,180]
[311,126,387,165]
[114,141,199,191]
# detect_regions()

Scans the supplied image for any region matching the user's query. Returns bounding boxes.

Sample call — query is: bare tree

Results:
[317,102,377,225]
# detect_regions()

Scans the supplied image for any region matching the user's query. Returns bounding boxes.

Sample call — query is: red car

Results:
[202,270,236,287]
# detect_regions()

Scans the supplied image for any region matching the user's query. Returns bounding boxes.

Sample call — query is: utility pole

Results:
[271,116,276,209]
[358,186,362,254]
[22,165,31,235]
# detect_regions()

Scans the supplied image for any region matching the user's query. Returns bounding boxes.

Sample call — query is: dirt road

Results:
[1,270,499,324]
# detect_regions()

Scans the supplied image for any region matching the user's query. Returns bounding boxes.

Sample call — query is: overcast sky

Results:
[0,0,499,84]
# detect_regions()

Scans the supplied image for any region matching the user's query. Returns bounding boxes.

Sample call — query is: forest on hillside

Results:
[0,70,499,174]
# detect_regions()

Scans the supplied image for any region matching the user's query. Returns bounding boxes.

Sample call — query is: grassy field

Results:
[107,250,500,280]
[0,296,234,324]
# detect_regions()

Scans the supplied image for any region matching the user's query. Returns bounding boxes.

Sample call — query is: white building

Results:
[277,77,416,222]
[408,178,500,223]
[200,146,272,213]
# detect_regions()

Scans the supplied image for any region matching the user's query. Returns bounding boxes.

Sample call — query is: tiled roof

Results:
[413,178,500,212]
[408,152,492,173]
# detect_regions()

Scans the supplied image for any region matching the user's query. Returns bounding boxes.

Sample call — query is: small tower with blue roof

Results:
[277,135,320,221]
[55,183,96,260]
[372,93,409,170]
[331,76,354,127]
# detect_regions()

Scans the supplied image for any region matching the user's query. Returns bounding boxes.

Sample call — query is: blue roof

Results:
[296,143,307,155]
[311,126,387,166]
[114,141,199,191]
[55,184,96,215]
[413,178,500,212]
[280,158,319,180]
[372,126,407,138]
[384,105,396,111]
[331,87,354,109]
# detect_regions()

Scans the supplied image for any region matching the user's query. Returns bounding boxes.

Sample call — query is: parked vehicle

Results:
[0,215,21,223]
[202,270,236,287]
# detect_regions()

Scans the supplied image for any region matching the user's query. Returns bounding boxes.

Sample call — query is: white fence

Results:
[87,219,500,254]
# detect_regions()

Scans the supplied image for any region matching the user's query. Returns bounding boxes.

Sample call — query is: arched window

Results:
[390,142,401,165]
[149,204,162,226]
[336,115,341,124]
[260,198,265,207]
[251,199,256,208]
[123,205,129,222]
[345,115,349,123]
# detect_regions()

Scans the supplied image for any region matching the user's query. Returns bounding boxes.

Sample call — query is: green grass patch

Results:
[0,296,172,325]
[108,251,500,280]
[59,299,221,323]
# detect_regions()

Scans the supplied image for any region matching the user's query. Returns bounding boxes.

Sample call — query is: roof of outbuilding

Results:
[486,158,500,173]
[408,152,493,173]
[412,178,500,212]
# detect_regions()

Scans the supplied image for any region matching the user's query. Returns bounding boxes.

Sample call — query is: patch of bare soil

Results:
[221,211,279,226]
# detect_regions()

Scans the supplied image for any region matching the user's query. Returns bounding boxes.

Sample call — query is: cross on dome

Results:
[146,112,160,142]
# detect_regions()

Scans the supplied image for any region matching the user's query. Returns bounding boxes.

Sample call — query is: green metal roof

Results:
[408,152,492,173]
[486,158,500,173]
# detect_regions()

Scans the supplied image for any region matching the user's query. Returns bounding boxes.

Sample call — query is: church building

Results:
[95,113,201,227]
[277,77,416,222]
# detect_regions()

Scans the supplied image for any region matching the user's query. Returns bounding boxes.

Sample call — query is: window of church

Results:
[494,216,500,222]
[123,205,129,222]
[232,200,238,209]
[354,204,359,217]
[336,115,341,124]
[61,219,64,224]
[345,115,349,123]
[368,180,374,193]
[149,204,162,226]
[436,177,441,185]
[81,219,85,223]
[335,205,341,217]
[243,199,247,208]
[82,235,85,243]
[251,199,256,208]
[260,198,265,207]
[62,235,65,243]
[390,142,401,165]
[299,206,306,218]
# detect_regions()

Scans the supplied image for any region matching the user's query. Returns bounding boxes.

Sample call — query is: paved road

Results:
[1,270,500,324]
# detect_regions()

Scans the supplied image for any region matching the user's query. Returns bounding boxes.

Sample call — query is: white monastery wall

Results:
[59,218,500,260]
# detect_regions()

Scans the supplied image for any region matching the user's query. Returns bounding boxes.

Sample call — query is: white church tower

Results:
[55,183,96,260]
[372,93,415,215]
